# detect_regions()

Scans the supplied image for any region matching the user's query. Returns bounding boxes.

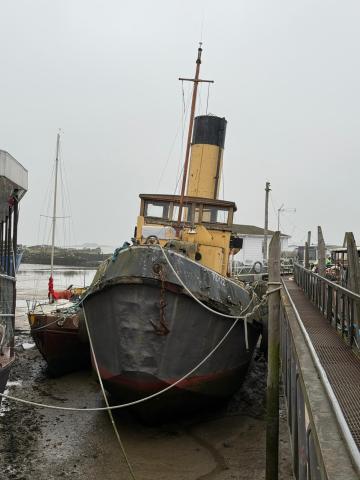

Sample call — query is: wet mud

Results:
[0,331,293,480]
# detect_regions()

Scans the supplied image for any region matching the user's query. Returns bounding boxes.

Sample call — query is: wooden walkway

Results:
[283,276,360,449]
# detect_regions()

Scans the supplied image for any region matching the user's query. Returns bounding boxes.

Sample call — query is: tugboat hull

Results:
[84,247,262,417]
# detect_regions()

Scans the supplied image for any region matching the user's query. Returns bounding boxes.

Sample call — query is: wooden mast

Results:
[176,44,213,230]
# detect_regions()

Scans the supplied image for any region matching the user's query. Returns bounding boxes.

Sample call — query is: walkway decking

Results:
[283,276,360,449]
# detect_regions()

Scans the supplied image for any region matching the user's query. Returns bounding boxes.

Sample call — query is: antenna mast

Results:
[177,44,214,229]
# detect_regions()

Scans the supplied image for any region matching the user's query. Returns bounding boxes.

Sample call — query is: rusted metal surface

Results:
[284,276,360,450]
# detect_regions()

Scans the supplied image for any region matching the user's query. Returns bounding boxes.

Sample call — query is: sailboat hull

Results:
[84,246,262,417]
[29,311,90,376]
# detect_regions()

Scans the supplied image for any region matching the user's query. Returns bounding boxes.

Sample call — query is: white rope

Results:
[0,317,240,411]
[158,245,257,349]
[83,306,136,480]
[158,245,255,321]
[1,245,274,413]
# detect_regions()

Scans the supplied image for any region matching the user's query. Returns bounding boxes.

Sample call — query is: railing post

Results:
[327,285,333,324]
[304,241,310,269]
[345,232,360,346]
[266,231,281,480]
[317,226,326,277]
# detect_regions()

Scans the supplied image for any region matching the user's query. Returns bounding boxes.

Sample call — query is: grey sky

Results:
[1,0,359,248]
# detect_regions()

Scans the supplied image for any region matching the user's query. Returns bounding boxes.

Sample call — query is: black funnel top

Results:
[192,115,227,149]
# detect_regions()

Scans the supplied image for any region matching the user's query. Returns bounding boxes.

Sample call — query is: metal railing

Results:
[280,283,360,479]
[294,263,360,350]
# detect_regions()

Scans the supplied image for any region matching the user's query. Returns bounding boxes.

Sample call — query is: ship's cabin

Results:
[136,194,237,276]
[139,194,235,231]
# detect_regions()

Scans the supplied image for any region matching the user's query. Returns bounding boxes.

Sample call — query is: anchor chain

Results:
[150,264,170,336]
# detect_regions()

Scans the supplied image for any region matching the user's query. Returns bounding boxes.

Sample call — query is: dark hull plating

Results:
[84,246,262,416]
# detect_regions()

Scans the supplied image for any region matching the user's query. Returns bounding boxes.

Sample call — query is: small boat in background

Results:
[28,289,90,376]
[27,133,90,376]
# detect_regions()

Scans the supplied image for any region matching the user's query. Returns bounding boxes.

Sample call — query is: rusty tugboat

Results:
[83,45,265,417]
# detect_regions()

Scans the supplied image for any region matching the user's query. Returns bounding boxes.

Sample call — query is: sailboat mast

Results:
[50,132,60,279]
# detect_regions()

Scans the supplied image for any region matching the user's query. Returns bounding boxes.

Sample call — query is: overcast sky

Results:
[1,0,359,249]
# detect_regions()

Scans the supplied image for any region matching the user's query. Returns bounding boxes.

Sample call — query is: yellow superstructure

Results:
[186,144,223,199]
[136,115,235,277]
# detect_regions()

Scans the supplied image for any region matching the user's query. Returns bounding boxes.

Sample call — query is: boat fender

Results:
[253,261,262,274]
[145,235,159,245]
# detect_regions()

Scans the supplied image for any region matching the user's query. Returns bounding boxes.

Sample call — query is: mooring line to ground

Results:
[0,317,240,411]
[82,306,137,480]
[1,247,278,413]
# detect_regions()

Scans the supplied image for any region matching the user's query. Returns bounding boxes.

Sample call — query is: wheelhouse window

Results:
[202,206,229,224]
[171,204,190,223]
[144,201,170,220]
[141,196,233,228]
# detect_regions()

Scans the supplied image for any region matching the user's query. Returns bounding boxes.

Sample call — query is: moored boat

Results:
[27,133,90,375]
[28,293,90,375]
[83,45,265,418]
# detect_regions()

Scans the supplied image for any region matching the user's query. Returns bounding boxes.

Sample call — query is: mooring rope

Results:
[1,246,279,415]
[0,316,240,411]
[158,245,260,349]
[83,306,137,480]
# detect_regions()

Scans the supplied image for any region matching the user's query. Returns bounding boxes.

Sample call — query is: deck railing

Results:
[294,263,360,351]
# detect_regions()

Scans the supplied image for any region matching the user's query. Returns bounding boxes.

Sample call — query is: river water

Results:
[15,263,97,330]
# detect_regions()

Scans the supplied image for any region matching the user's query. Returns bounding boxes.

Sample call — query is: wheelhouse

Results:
[139,194,235,231]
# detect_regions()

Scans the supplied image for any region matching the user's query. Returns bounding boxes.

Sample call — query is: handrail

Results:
[282,279,360,476]
[294,263,360,348]
[294,263,360,301]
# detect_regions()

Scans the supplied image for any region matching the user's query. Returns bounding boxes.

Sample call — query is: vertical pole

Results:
[0,221,3,269]
[11,194,18,354]
[318,226,326,277]
[345,232,360,345]
[304,241,310,270]
[50,132,60,279]
[4,217,8,273]
[307,230,311,263]
[277,205,283,232]
[7,209,12,275]
[264,182,271,263]
[177,45,203,228]
[266,231,281,480]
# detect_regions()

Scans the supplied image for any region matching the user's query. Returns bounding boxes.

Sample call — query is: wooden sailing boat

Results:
[27,133,90,376]
[83,45,265,418]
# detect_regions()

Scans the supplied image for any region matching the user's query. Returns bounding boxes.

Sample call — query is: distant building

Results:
[232,224,290,266]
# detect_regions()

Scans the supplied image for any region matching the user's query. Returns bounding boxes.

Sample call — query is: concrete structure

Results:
[0,150,28,223]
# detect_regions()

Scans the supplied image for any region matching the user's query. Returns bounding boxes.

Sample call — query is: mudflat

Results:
[0,329,293,480]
